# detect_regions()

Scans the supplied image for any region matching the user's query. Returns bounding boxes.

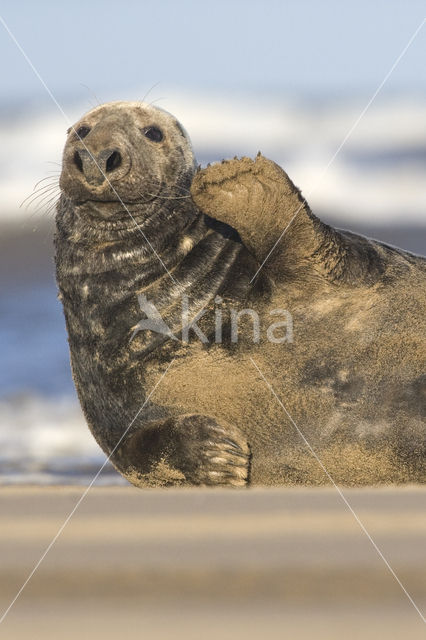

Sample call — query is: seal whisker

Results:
[32,175,60,190]
[28,194,60,220]
[147,97,166,108]
[141,82,161,104]
[27,187,60,205]
[26,179,59,197]
[29,204,57,220]
[44,198,60,217]
[141,191,192,201]
[29,191,61,216]
[30,181,59,195]
[43,194,59,211]
[137,179,193,202]
[80,83,101,107]
[21,184,60,210]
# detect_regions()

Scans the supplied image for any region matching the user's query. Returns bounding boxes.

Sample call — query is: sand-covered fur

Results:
[55,103,425,487]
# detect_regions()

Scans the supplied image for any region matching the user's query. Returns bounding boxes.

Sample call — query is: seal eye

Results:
[143,126,163,143]
[75,126,91,139]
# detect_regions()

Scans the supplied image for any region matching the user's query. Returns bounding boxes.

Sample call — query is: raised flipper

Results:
[191,154,385,285]
[191,154,319,275]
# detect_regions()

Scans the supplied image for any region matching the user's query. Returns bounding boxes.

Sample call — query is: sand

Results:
[0,485,425,639]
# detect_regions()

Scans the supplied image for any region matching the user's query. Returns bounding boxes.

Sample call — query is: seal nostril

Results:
[73,150,83,173]
[106,150,122,172]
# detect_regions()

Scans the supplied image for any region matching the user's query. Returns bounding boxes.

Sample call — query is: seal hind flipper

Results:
[114,413,251,487]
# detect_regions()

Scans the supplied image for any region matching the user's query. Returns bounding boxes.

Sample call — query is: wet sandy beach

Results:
[0,486,425,639]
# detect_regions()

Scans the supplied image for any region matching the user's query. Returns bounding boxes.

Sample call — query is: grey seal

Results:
[55,101,425,486]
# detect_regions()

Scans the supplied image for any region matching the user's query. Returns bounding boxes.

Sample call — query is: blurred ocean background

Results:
[0,0,425,484]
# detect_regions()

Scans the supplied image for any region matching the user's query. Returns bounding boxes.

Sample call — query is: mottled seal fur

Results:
[55,101,426,487]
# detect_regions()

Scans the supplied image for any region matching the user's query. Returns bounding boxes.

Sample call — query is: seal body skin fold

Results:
[55,101,426,487]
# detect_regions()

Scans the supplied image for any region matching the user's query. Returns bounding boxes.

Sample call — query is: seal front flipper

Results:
[113,414,251,487]
[191,155,385,285]
[191,154,318,275]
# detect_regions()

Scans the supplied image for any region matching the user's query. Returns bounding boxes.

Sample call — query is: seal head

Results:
[60,101,196,223]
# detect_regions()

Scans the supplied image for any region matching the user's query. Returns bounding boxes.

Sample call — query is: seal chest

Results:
[55,101,426,487]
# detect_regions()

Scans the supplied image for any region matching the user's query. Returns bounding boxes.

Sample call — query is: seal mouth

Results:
[73,197,160,223]
[72,177,163,209]
[77,198,146,205]
[73,199,163,230]
[74,194,158,209]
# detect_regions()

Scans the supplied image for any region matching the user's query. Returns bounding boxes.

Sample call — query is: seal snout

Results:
[73,147,123,186]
